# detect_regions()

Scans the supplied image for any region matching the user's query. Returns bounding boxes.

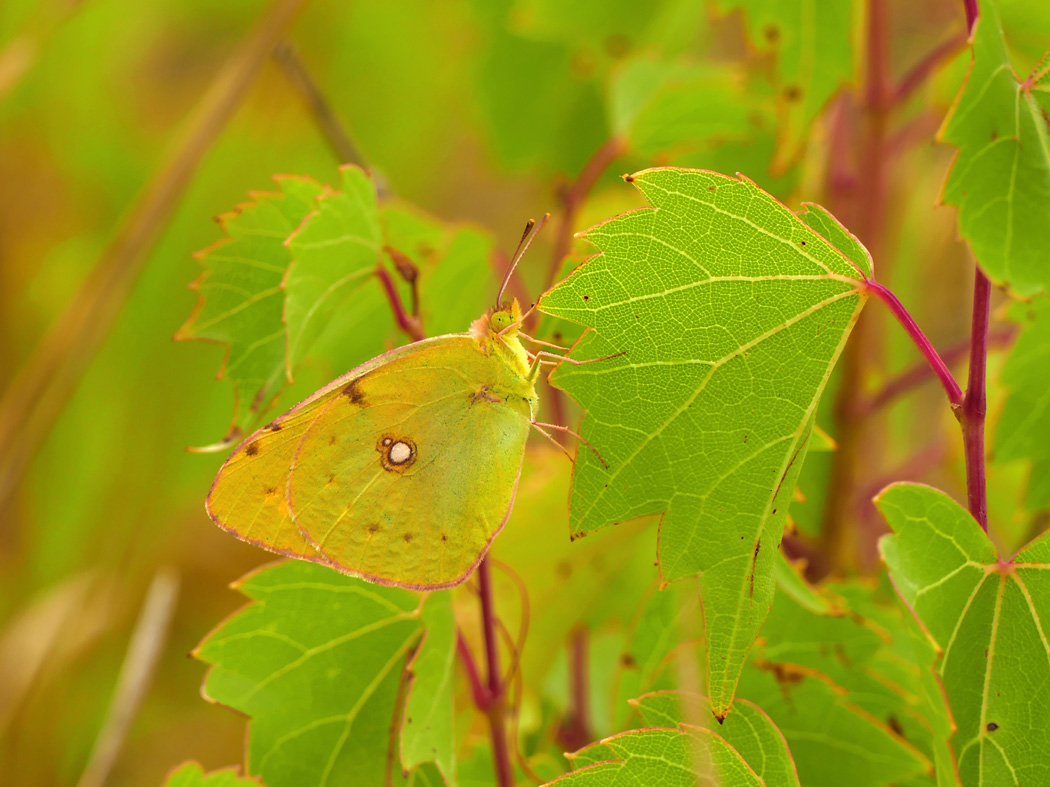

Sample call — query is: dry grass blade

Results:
[76,568,180,787]
[0,0,312,519]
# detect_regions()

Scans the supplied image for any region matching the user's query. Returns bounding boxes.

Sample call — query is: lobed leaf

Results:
[737,663,931,786]
[402,592,458,785]
[176,177,324,433]
[993,297,1050,512]
[284,166,383,374]
[194,560,453,787]
[939,0,1050,297]
[550,726,764,786]
[878,482,1050,786]
[540,167,868,716]
[630,691,801,786]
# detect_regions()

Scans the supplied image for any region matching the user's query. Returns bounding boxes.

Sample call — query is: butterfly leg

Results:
[530,420,609,468]
[517,332,571,351]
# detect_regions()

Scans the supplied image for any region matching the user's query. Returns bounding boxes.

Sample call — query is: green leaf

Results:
[773,551,840,615]
[759,577,958,782]
[737,664,931,787]
[176,177,324,432]
[630,691,801,786]
[540,167,868,715]
[164,763,259,787]
[609,58,754,156]
[939,0,1050,297]
[611,582,698,728]
[285,165,383,372]
[549,726,763,786]
[878,482,1050,786]
[194,560,425,787]
[712,0,857,170]
[994,298,1050,490]
[402,592,457,785]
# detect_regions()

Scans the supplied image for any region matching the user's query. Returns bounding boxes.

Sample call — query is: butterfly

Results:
[205,218,593,590]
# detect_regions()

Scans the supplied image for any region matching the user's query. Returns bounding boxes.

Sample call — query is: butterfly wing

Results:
[207,335,535,589]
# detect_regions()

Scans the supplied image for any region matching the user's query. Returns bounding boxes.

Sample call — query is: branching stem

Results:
[375,266,425,342]
[963,269,991,531]
[865,280,964,408]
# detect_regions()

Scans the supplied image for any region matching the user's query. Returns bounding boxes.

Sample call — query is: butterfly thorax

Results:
[470,300,536,406]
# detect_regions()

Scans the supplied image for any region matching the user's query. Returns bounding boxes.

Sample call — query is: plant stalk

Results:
[865,281,964,407]
[962,269,991,531]
[477,557,514,786]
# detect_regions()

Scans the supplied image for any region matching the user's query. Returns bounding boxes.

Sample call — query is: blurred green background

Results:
[2,0,1047,783]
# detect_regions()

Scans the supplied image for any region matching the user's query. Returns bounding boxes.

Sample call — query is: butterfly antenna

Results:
[496,212,550,309]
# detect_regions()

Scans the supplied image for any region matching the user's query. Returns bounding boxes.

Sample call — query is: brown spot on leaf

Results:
[623,174,635,183]
[888,715,904,736]
[245,442,259,456]
[620,654,637,668]
[329,435,337,445]
[764,24,780,43]
[368,524,380,534]
[749,539,761,598]
[264,486,277,496]
[987,722,999,732]
[784,85,802,102]
[267,421,282,432]
[403,533,413,543]
[441,533,448,542]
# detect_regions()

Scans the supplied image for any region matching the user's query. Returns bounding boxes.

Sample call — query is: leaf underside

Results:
[540,166,868,716]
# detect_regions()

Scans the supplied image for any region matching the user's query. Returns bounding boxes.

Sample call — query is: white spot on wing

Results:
[389,441,412,464]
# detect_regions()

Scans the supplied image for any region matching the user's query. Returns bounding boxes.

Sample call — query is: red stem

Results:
[963,269,991,532]
[477,557,514,786]
[456,631,490,708]
[544,136,627,294]
[964,0,979,31]
[865,280,964,408]
[556,627,593,751]
[862,326,1015,414]
[893,33,968,105]
[375,266,424,342]
[958,2,989,532]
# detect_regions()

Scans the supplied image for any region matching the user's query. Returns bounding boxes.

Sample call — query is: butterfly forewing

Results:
[207,335,535,589]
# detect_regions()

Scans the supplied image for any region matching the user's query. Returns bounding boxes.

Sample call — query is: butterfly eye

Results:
[492,311,512,332]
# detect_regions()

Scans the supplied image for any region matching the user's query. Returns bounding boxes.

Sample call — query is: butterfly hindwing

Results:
[207,335,535,589]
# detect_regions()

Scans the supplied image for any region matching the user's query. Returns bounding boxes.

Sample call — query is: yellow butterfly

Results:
[206,218,590,589]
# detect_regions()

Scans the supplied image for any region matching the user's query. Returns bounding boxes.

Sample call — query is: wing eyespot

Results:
[377,435,417,472]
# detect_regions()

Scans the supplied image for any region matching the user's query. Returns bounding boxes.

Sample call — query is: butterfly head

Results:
[490,300,522,336]
[473,299,523,340]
